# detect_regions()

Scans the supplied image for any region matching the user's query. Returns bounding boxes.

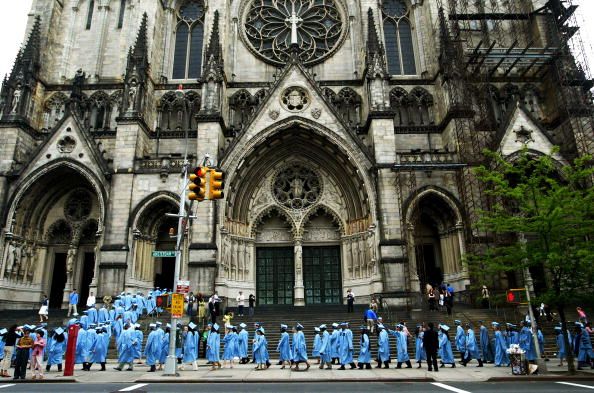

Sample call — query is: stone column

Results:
[294,238,305,306]
[94,2,111,78]
[407,223,420,293]
[456,223,468,278]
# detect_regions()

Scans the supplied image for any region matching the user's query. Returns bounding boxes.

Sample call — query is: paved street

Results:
[0,381,594,393]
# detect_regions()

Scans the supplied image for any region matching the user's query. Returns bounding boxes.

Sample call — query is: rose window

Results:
[64,189,92,222]
[273,165,321,210]
[244,0,345,66]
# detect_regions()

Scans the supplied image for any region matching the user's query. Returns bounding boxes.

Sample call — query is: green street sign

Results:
[152,250,177,257]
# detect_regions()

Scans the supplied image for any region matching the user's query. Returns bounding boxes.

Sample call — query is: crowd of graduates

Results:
[0,289,593,380]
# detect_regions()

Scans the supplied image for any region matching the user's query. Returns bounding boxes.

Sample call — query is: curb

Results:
[136,377,434,383]
[8,378,77,383]
[487,375,594,382]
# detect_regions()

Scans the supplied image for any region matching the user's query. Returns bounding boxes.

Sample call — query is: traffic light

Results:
[188,166,207,201]
[208,168,225,199]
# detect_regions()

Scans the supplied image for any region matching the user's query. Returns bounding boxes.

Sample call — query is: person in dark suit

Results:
[423,322,439,372]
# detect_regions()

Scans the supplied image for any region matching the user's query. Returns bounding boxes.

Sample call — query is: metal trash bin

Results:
[509,353,527,375]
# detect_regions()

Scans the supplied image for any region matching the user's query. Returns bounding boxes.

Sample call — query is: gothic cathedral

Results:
[0,0,592,309]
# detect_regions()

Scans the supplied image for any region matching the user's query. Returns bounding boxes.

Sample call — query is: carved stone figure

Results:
[10,85,22,114]
[66,248,77,274]
[127,81,138,112]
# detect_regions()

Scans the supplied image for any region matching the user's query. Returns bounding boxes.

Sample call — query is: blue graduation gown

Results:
[97,308,109,324]
[277,331,291,361]
[253,335,268,364]
[47,335,66,365]
[159,332,170,364]
[133,330,143,360]
[494,330,510,366]
[330,330,340,359]
[339,329,354,365]
[358,333,371,364]
[80,315,89,330]
[312,333,321,357]
[377,330,390,362]
[85,329,98,362]
[455,325,466,352]
[319,331,332,363]
[438,332,455,364]
[465,329,480,360]
[537,330,545,356]
[415,332,426,362]
[144,330,162,366]
[519,327,536,361]
[392,331,409,363]
[91,332,108,363]
[578,329,594,362]
[222,332,239,360]
[238,329,249,358]
[117,329,136,364]
[75,329,88,364]
[87,308,98,324]
[206,332,220,362]
[479,326,493,362]
[293,331,308,362]
[183,331,197,362]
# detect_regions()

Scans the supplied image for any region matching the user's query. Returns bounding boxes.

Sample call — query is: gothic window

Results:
[382,0,416,75]
[389,87,409,126]
[487,85,502,126]
[229,89,266,132]
[86,0,95,30]
[47,220,73,244]
[244,0,345,66]
[501,83,521,114]
[118,0,126,29]
[109,91,122,130]
[64,189,93,222]
[322,88,338,104]
[272,165,322,210]
[408,87,434,125]
[522,84,543,120]
[172,0,206,80]
[80,219,99,244]
[88,91,111,130]
[43,93,68,131]
[335,88,361,129]
[157,90,201,131]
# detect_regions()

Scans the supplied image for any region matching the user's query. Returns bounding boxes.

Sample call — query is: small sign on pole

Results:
[176,280,191,294]
[171,293,185,318]
[152,250,177,257]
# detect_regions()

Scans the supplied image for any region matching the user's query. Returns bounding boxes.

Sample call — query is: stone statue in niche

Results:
[294,241,302,279]
[11,84,22,114]
[127,80,138,112]
[4,241,16,277]
[66,248,77,274]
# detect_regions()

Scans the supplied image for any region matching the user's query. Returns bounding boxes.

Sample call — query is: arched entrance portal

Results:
[219,125,381,306]
[406,189,468,293]
[1,165,103,308]
[131,196,180,291]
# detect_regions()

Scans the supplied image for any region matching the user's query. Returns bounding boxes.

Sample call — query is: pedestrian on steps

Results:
[423,322,439,372]
[357,326,371,369]
[415,325,426,368]
[38,294,49,323]
[346,289,355,313]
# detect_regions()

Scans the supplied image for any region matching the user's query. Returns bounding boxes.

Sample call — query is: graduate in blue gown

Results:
[479,321,493,363]
[338,322,355,370]
[80,314,89,330]
[238,323,249,364]
[438,324,455,368]
[83,326,98,371]
[97,306,109,324]
[492,322,510,367]
[87,307,98,324]
[253,327,268,371]
[414,325,426,368]
[376,324,391,368]
[536,327,547,361]
[554,326,567,367]
[318,325,332,369]
[312,327,321,364]
[576,323,594,370]
[518,321,536,362]
[45,328,66,372]
[144,324,161,372]
[276,324,291,368]
[222,326,239,368]
[454,320,466,362]
[391,324,412,368]
[330,323,340,364]
[115,324,136,371]
[292,323,310,371]
[357,326,371,369]
[89,326,108,371]
[132,324,143,364]
[463,324,483,367]
[74,325,88,366]
[181,323,198,370]
[206,323,221,369]
[159,324,170,370]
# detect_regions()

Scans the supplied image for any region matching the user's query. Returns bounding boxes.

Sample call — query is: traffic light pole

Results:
[163,160,190,376]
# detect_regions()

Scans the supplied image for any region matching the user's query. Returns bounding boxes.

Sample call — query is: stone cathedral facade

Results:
[0,0,592,309]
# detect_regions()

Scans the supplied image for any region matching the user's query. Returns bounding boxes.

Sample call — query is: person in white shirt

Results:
[86,291,96,309]
[236,291,245,316]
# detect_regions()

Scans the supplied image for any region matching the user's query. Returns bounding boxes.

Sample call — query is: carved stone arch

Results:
[335,87,362,129]
[88,90,112,130]
[501,83,521,113]
[520,84,543,119]
[5,159,108,233]
[298,204,346,238]
[229,89,254,132]
[249,205,297,238]
[79,218,99,244]
[322,87,337,104]
[129,191,181,232]
[185,90,201,129]
[46,219,73,244]
[403,186,464,226]
[389,87,409,126]
[43,92,69,130]
[408,87,434,125]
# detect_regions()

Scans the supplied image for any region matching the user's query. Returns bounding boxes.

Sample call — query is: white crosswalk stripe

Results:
[557,382,594,390]
[0,385,15,390]
[431,382,472,393]
[119,383,149,392]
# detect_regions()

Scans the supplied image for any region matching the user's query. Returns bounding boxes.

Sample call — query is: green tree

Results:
[467,148,594,374]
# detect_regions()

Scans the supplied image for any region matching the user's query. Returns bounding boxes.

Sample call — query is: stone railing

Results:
[396,151,459,165]
[136,157,193,173]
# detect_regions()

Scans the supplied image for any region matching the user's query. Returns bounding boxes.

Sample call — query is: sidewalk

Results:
[24,360,594,384]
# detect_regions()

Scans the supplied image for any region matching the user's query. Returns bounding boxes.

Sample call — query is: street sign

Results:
[176,280,191,294]
[152,250,177,257]
[171,293,185,318]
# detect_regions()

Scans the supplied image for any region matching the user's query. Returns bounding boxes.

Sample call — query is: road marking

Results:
[557,382,594,390]
[0,385,16,390]
[431,382,472,393]
[119,384,149,392]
